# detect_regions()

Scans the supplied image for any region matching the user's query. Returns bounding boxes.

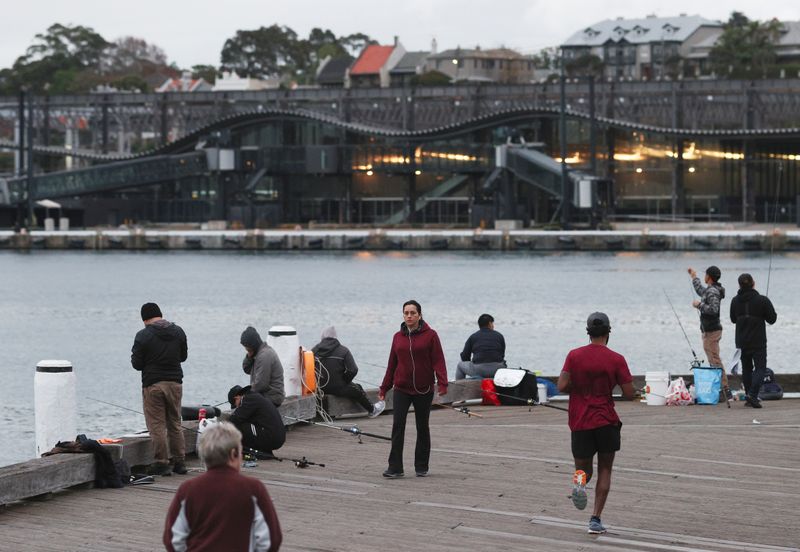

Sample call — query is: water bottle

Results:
[689,384,696,402]
[198,408,207,422]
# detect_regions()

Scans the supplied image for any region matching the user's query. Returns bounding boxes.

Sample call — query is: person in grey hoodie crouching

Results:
[241,326,285,407]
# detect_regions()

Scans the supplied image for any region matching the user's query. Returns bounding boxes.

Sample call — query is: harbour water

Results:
[1,250,798,467]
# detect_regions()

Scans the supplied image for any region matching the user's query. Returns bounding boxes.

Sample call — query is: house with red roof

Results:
[345,39,406,88]
[156,70,213,93]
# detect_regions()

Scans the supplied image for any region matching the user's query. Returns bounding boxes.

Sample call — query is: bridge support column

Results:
[406,145,417,224]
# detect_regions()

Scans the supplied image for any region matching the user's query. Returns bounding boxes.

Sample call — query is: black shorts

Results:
[571,423,622,459]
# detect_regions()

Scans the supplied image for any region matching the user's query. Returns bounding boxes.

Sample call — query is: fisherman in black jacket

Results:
[131,302,188,476]
[312,326,385,418]
[228,385,286,456]
[729,273,777,408]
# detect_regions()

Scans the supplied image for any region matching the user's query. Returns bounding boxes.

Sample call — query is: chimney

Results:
[431,37,438,54]
[394,35,399,47]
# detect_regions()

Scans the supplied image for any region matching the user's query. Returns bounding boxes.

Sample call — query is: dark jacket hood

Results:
[313,337,340,356]
[240,326,263,349]
[400,319,428,336]
[149,319,182,340]
[736,287,757,301]
[713,282,726,299]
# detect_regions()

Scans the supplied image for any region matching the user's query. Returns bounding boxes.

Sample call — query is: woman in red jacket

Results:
[379,299,448,478]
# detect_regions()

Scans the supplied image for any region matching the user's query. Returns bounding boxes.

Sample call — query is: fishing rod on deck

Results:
[484,390,569,413]
[282,415,392,443]
[242,447,325,468]
[356,373,482,419]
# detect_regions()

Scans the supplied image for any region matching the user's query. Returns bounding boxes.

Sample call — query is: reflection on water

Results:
[1,250,797,467]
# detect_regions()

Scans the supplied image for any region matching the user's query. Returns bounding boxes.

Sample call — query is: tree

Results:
[1,23,109,93]
[709,12,783,78]
[191,64,218,84]
[412,70,452,86]
[220,25,303,79]
[565,54,604,78]
[102,36,167,73]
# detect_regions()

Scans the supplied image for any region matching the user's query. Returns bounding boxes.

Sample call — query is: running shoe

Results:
[570,469,588,510]
[369,400,386,418]
[415,470,429,477]
[588,516,607,534]
[382,469,404,478]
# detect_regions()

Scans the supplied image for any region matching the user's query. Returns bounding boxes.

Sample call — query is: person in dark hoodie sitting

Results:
[228,385,286,457]
[688,265,732,401]
[730,273,777,408]
[240,326,285,407]
[312,326,385,418]
[131,302,188,476]
[455,313,506,380]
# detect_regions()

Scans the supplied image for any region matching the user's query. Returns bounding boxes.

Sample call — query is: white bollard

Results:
[35,360,77,457]
[266,326,302,397]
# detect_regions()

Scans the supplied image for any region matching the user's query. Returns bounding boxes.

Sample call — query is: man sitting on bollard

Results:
[241,326,285,407]
[312,326,385,418]
[228,385,286,458]
[163,422,282,552]
[455,314,506,380]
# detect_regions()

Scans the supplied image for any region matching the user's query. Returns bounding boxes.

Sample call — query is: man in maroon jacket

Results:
[163,422,282,552]
[557,312,635,535]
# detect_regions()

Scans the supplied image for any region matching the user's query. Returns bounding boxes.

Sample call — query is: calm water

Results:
[1,250,798,467]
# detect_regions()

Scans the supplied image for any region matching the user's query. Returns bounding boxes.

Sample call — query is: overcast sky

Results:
[2,0,795,69]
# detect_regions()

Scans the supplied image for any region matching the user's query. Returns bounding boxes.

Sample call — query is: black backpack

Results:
[759,368,783,400]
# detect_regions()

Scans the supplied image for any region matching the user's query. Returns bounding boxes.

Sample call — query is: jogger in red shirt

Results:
[557,312,636,534]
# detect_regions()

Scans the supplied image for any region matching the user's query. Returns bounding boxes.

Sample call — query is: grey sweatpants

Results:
[455,361,505,380]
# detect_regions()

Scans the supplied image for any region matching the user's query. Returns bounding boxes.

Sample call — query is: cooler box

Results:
[493,368,538,405]
[693,366,722,405]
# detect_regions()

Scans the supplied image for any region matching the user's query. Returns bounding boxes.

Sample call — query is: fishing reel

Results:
[293,456,326,469]
[347,425,364,443]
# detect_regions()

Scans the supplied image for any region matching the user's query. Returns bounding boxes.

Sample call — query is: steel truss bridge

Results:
[1,78,800,156]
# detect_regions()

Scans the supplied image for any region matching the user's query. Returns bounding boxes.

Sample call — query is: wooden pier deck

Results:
[1,399,798,552]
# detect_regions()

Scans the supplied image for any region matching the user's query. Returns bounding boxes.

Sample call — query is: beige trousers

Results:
[702,330,728,388]
[142,381,185,464]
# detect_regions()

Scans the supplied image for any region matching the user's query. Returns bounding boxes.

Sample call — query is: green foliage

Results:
[565,54,604,78]
[219,25,373,84]
[191,64,218,84]
[709,12,783,78]
[412,70,452,86]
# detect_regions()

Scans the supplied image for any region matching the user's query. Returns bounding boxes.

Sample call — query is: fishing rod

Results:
[89,397,329,461]
[243,447,325,468]
[484,390,569,413]
[433,403,484,418]
[662,288,701,366]
[282,415,392,443]
[766,162,782,297]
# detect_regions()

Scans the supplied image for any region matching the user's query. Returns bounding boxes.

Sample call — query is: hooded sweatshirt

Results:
[312,336,359,393]
[730,288,777,350]
[131,319,187,387]
[692,277,726,332]
[380,320,448,397]
[241,327,285,407]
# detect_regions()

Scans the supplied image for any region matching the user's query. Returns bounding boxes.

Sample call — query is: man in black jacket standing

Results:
[228,385,286,457]
[730,274,777,408]
[131,302,188,476]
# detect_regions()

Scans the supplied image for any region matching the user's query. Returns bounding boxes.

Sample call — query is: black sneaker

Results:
[172,461,188,475]
[415,470,429,477]
[147,462,172,476]
[744,396,763,409]
[382,469,404,478]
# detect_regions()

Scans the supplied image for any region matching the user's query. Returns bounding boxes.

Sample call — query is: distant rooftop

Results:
[317,56,353,84]
[350,45,396,75]
[390,51,429,74]
[428,47,528,60]
[562,14,721,46]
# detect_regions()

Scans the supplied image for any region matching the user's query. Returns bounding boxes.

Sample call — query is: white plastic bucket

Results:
[645,371,670,406]
[537,383,548,404]
[267,326,302,397]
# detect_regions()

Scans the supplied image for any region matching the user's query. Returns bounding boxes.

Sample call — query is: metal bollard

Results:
[34,360,77,457]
